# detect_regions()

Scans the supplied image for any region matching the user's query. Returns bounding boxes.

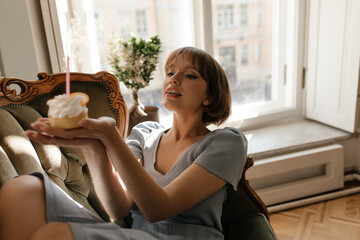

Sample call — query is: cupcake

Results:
[47,92,89,129]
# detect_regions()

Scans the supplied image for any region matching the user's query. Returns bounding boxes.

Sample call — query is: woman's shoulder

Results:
[194,127,248,190]
[195,127,248,152]
[209,127,247,144]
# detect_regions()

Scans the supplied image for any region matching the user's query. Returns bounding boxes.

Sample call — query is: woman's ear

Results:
[203,96,212,106]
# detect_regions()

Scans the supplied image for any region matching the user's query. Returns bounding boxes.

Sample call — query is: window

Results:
[217,4,234,29]
[136,10,148,37]
[212,0,297,126]
[48,0,304,129]
[254,43,261,63]
[305,0,360,132]
[240,4,249,26]
[118,11,132,36]
[241,45,249,66]
[53,0,194,125]
[255,2,261,26]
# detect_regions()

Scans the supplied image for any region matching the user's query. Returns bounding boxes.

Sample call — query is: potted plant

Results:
[108,34,161,131]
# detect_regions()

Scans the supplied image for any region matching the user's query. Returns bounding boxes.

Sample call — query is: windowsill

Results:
[237,118,354,159]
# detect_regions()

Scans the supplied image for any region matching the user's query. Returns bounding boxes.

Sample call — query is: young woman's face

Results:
[162,55,210,115]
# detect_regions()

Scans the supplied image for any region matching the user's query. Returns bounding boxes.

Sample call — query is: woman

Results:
[0,47,247,240]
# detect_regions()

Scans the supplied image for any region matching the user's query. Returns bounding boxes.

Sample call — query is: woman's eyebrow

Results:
[167,63,200,73]
[184,66,201,73]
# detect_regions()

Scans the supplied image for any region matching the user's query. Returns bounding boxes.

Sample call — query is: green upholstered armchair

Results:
[0,72,276,240]
[222,156,277,239]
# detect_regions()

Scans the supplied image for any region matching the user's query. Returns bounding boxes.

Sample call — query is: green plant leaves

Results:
[107,35,161,91]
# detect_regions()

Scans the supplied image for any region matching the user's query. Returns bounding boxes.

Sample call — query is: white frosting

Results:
[47,94,88,118]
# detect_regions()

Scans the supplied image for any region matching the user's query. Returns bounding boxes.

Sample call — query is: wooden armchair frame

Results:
[242,156,269,219]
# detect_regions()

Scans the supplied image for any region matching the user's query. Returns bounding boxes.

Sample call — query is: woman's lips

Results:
[165,88,182,97]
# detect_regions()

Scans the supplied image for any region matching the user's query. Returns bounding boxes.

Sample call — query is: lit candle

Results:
[66,56,70,97]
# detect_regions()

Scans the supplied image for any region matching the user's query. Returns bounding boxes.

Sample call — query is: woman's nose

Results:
[170,75,179,85]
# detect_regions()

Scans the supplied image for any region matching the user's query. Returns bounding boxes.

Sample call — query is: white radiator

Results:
[247,144,344,206]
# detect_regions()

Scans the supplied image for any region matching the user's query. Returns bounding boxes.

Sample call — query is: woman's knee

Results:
[31,222,73,240]
[0,175,45,208]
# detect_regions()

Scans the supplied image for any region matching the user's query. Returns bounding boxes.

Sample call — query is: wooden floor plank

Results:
[270,194,360,240]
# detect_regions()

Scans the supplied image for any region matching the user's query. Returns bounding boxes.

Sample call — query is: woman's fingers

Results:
[30,121,75,139]
[25,130,65,146]
[25,130,70,146]
[30,118,97,139]
[25,117,115,149]
[37,118,50,123]
[28,116,117,141]
[25,130,97,148]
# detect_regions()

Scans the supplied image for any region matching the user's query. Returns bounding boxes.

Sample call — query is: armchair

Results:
[0,72,276,239]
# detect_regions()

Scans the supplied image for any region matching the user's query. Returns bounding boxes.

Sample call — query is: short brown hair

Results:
[165,47,231,126]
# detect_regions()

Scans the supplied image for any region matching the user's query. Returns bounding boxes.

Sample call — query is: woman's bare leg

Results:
[0,175,47,240]
[31,222,73,240]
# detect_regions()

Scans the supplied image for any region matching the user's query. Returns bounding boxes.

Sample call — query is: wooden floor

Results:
[269,194,360,240]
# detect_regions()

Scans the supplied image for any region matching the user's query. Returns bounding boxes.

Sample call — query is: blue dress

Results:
[35,121,247,240]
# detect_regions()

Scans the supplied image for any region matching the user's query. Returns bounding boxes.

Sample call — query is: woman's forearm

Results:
[102,131,173,222]
[82,142,133,220]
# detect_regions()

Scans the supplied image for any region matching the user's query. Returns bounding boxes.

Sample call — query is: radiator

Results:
[247,144,344,206]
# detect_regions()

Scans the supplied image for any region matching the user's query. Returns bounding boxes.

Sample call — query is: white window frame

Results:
[195,0,306,129]
[40,0,65,73]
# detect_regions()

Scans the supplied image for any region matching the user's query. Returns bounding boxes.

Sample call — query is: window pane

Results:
[55,0,194,122]
[212,0,275,120]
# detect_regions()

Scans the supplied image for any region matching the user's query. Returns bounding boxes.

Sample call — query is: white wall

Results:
[0,0,51,79]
